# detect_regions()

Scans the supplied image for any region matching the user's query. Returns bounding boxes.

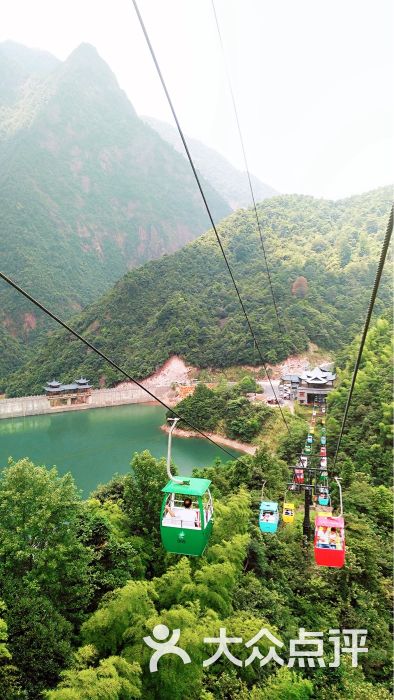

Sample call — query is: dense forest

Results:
[3,186,392,397]
[0,315,391,699]
[0,41,229,365]
[168,377,274,443]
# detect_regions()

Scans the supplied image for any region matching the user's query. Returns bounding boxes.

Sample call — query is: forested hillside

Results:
[327,314,393,486]
[144,116,277,209]
[0,41,229,361]
[4,186,392,397]
[0,316,392,699]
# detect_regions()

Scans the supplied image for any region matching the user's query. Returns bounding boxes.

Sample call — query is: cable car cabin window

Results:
[315,526,343,550]
[162,494,201,529]
[260,510,275,522]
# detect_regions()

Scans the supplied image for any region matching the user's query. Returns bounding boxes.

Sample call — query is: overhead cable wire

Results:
[0,271,246,464]
[131,0,291,433]
[332,204,393,470]
[211,0,285,336]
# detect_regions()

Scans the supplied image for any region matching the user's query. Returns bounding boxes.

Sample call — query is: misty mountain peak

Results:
[62,43,118,86]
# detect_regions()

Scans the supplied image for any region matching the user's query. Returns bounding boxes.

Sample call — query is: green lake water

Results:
[0,404,239,496]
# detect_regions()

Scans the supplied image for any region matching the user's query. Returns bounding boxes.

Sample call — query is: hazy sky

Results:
[1,0,393,199]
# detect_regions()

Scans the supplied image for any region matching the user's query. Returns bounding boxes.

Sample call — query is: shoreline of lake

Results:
[160,424,256,456]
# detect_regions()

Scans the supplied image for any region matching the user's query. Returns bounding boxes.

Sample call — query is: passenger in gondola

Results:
[329,528,337,548]
[165,498,198,527]
[317,526,330,548]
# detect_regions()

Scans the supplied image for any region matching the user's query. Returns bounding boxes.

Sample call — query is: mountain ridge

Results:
[143,115,278,209]
[0,42,230,364]
[4,185,392,396]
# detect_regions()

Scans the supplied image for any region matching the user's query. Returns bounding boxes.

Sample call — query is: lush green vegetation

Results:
[4,186,392,396]
[327,314,393,487]
[0,317,392,698]
[0,41,229,375]
[169,379,273,442]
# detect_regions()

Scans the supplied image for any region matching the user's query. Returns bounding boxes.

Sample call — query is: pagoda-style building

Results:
[44,378,92,407]
[296,367,336,405]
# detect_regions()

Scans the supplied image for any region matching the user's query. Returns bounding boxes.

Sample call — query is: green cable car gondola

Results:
[160,418,214,556]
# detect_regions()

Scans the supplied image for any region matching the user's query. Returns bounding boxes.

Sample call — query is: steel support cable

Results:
[211,0,285,337]
[131,0,291,433]
[0,271,247,464]
[332,204,393,470]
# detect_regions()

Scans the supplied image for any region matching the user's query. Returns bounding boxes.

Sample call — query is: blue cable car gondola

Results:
[307,434,313,444]
[318,487,330,506]
[259,501,279,533]
[321,435,326,446]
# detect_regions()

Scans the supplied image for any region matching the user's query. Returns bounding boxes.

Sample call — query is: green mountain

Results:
[0,42,230,355]
[144,115,278,209]
[4,186,392,396]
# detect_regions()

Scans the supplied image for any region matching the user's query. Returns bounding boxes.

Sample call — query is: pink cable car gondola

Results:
[314,515,345,568]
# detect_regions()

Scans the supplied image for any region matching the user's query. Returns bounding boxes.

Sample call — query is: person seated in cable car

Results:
[320,457,327,468]
[295,468,304,484]
[317,526,330,548]
[164,497,198,528]
[300,455,308,468]
[320,446,327,456]
[329,528,339,548]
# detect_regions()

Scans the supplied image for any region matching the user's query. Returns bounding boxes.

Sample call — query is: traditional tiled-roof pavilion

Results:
[44,378,92,407]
